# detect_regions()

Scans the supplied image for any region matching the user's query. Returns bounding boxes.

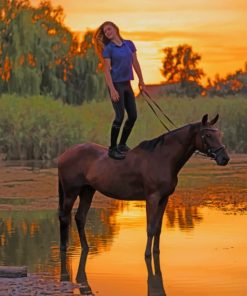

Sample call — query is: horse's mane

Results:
[135,123,199,152]
[136,133,166,151]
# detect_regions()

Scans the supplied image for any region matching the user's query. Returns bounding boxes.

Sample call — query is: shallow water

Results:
[0,155,246,295]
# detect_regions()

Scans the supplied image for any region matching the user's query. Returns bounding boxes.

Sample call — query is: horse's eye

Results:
[206,134,211,138]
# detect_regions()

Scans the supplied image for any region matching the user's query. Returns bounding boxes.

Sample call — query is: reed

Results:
[0,95,246,160]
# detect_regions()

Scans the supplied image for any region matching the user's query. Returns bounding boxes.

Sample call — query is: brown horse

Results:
[58,114,229,257]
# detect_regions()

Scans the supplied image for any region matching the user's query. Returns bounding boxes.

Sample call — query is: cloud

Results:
[122,30,220,42]
[32,0,247,14]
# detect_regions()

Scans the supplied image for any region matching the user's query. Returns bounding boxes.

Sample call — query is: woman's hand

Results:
[138,81,149,96]
[110,87,120,102]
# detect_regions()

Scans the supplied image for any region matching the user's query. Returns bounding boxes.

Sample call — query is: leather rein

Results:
[140,90,225,160]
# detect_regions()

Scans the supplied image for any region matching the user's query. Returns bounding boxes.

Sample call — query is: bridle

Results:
[198,127,226,160]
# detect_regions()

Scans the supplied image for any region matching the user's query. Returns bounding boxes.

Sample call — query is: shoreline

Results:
[0,153,246,212]
[0,273,79,296]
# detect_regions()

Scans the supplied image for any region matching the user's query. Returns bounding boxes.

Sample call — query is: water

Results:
[0,155,246,295]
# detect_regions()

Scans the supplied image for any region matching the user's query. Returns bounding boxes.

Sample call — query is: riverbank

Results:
[0,156,119,211]
[0,154,246,212]
[0,274,80,296]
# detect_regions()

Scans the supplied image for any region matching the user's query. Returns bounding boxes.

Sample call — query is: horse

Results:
[58,114,229,257]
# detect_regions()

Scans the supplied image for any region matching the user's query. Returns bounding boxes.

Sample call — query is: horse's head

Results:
[195,114,230,166]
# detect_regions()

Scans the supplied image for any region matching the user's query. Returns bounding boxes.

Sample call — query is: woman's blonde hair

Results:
[93,21,123,65]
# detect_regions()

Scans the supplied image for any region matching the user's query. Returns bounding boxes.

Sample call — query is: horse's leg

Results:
[59,189,78,251]
[76,250,93,295]
[75,186,95,251]
[60,250,70,282]
[153,197,169,254]
[145,194,161,257]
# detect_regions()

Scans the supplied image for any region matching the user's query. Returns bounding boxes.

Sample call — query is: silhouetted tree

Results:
[161,44,205,97]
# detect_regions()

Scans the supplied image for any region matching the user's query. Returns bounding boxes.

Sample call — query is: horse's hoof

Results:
[61,273,70,282]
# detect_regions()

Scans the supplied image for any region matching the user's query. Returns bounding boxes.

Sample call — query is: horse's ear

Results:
[209,114,219,125]
[202,114,208,126]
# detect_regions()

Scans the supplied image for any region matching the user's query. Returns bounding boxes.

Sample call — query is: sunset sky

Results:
[30,0,247,86]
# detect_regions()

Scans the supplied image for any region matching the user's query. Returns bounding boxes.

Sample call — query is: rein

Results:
[140,90,225,161]
[141,90,177,132]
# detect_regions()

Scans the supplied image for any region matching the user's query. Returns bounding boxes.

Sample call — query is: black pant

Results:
[110,81,137,148]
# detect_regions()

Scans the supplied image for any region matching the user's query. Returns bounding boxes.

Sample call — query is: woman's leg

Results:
[110,83,125,148]
[108,83,126,159]
[119,82,137,147]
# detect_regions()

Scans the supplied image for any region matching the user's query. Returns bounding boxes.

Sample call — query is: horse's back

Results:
[57,142,147,199]
[58,143,108,182]
[58,142,106,162]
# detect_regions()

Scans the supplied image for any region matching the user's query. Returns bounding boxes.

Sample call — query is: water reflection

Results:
[0,203,247,295]
[165,204,203,231]
[146,255,166,296]
[0,211,59,271]
[61,250,94,295]
[61,249,167,296]
[0,207,121,273]
[1,198,245,271]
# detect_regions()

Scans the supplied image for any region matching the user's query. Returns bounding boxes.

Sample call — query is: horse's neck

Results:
[161,124,198,174]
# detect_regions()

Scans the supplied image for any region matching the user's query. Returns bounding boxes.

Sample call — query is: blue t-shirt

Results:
[102,40,136,83]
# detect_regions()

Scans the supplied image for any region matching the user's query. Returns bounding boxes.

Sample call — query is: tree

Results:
[0,1,107,102]
[206,71,245,97]
[63,31,107,104]
[0,1,107,103]
[34,0,72,98]
[161,44,205,97]
[0,0,31,93]
[0,0,72,96]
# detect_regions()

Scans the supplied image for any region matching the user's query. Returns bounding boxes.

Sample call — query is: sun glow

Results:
[29,0,247,85]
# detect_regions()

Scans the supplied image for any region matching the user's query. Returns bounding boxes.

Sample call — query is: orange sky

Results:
[30,0,247,85]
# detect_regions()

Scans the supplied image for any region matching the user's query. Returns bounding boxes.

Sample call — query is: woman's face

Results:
[103,24,117,40]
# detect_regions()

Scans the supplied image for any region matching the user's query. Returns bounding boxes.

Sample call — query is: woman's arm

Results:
[132,52,149,94]
[104,58,119,101]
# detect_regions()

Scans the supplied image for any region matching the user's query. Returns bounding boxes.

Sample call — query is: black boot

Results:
[108,146,125,160]
[110,125,120,147]
[118,144,131,153]
[119,125,132,152]
[118,124,132,147]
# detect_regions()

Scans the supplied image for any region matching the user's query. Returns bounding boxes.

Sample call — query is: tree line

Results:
[161,45,247,98]
[0,0,246,102]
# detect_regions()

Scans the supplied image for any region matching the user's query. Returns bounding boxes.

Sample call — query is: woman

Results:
[94,21,148,160]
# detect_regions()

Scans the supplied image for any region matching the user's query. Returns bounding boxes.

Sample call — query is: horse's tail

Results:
[58,177,64,214]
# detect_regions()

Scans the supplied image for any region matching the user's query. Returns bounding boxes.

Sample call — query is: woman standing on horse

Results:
[94,21,148,160]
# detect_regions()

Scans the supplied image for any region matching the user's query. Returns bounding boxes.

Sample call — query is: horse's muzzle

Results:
[215,149,230,166]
